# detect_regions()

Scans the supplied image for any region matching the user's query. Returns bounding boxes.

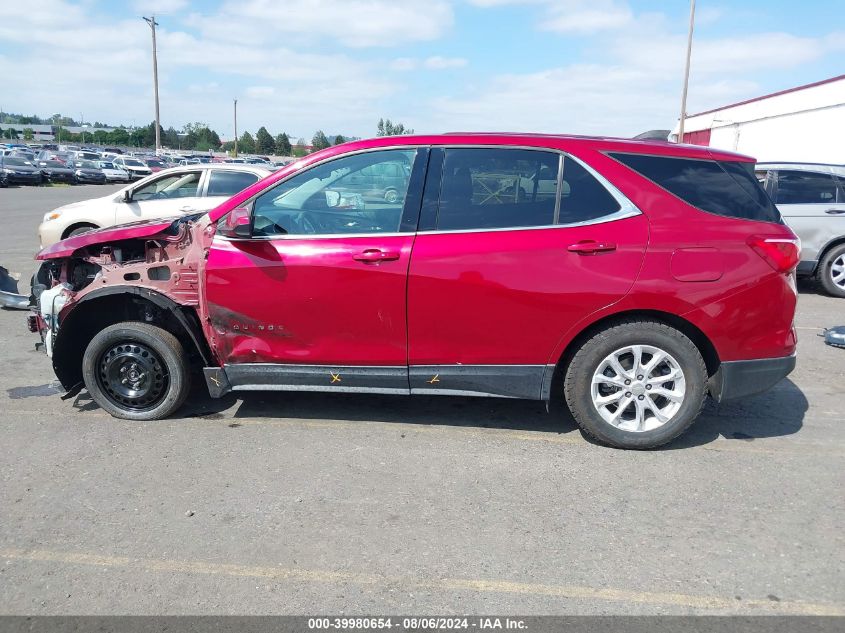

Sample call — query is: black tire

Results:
[65,224,98,238]
[563,320,708,449]
[81,322,190,421]
[817,243,845,298]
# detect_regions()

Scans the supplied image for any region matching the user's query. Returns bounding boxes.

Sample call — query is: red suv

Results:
[28,133,799,449]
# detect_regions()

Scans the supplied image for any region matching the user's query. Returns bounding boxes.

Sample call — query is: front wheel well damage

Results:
[52,289,212,391]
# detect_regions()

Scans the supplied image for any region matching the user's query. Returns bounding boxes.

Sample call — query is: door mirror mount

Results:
[218,206,252,239]
[122,189,131,203]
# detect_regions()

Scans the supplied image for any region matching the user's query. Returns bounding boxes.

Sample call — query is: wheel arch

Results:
[816,236,845,272]
[61,221,100,240]
[52,287,212,390]
[545,309,721,401]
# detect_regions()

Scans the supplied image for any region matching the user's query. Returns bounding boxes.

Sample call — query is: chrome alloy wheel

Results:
[590,344,686,432]
[830,254,845,290]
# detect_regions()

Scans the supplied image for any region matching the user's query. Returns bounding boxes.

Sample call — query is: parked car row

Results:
[0,156,117,187]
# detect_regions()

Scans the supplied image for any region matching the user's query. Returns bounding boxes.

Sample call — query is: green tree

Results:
[333,134,346,145]
[183,123,221,152]
[311,130,331,151]
[377,118,413,136]
[275,132,292,156]
[4,127,19,140]
[255,126,275,155]
[238,131,256,154]
[108,127,130,146]
[22,128,34,141]
[130,127,146,148]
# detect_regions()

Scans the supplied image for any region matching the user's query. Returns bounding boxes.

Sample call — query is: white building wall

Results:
[670,76,845,164]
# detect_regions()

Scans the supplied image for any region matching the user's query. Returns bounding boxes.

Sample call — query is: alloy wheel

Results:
[590,344,686,432]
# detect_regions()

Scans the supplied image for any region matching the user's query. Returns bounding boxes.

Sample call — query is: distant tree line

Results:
[3,111,413,155]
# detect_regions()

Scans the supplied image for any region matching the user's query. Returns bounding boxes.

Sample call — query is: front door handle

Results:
[180,205,195,212]
[352,249,400,263]
[567,240,617,254]
[825,209,845,215]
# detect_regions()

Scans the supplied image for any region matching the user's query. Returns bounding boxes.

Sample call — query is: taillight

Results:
[748,235,801,273]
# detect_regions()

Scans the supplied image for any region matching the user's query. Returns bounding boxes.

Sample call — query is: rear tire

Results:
[817,244,845,298]
[82,322,190,421]
[563,320,708,449]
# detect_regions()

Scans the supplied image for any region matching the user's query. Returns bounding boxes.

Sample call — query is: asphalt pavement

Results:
[0,184,842,615]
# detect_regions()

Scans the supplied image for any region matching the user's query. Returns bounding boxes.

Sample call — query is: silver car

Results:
[757,162,845,297]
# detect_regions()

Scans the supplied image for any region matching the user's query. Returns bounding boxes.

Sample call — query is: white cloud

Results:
[466,0,543,6]
[390,57,418,71]
[610,31,826,76]
[187,0,454,48]
[245,86,275,98]
[423,56,468,69]
[541,1,633,34]
[131,0,188,14]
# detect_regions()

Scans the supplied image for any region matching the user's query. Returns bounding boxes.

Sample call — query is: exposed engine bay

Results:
[30,215,211,362]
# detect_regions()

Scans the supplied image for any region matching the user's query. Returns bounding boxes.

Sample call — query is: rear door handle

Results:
[352,249,400,263]
[567,240,617,254]
[825,209,845,215]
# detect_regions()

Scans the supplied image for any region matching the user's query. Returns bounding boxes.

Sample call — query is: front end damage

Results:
[29,216,217,393]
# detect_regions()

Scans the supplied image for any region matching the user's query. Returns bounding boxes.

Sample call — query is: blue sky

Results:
[1,0,842,141]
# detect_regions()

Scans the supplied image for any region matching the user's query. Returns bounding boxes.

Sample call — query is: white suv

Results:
[757,162,845,297]
[38,164,271,247]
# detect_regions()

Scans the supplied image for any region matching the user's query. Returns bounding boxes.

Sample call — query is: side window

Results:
[251,149,416,236]
[610,153,781,224]
[774,170,839,204]
[132,172,201,201]
[206,170,260,197]
[558,158,621,224]
[437,148,559,230]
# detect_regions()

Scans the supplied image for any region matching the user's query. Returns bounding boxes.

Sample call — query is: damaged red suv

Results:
[28,133,799,449]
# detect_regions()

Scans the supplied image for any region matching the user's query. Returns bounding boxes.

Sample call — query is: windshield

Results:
[44,161,65,168]
[75,160,99,169]
[99,162,115,169]
[124,159,145,167]
[146,160,166,167]
[4,157,31,166]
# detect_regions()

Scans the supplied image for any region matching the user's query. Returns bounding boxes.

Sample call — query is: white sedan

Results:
[97,161,131,183]
[38,164,271,247]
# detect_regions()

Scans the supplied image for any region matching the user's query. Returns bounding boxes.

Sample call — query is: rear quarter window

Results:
[609,153,782,224]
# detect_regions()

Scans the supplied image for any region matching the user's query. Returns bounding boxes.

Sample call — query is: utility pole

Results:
[143,15,161,153]
[233,98,238,157]
[677,0,696,143]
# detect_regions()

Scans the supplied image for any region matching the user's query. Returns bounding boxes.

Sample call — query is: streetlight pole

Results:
[143,15,162,153]
[233,98,238,158]
[677,0,696,143]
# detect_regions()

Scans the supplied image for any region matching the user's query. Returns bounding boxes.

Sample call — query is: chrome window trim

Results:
[221,143,642,240]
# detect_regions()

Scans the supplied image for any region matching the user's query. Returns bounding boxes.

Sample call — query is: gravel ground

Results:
[0,184,842,615]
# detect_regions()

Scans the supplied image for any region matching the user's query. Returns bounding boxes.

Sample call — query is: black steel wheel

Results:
[82,322,190,420]
[97,342,169,411]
